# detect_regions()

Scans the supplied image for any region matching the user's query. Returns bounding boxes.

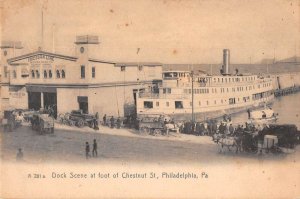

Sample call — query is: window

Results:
[144,101,153,108]
[36,70,40,78]
[13,70,17,78]
[31,70,35,78]
[56,70,60,78]
[166,102,169,107]
[175,101,183,109]
[229,98,236,105]
[163,88,171,94]
[4,66,8,78]
[199,101,201,106]
[49,70,52,78]
[44,70,47,78]
[206,101,209,105]
[62,70,65,78]
[121,66,126,71]
[190,102,192,106]
[92,67,95,78]
[81,65,85,78]
[156,102,159,107]
[214,100,216,104]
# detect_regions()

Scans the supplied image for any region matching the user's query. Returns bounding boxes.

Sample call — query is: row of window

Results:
[212,76,255,83]
[180,83,272,95]
[143,96,253,109]
[30,69,66,79]
[252,91,273,100]
[183,88,209,94]
[81,66,96,78]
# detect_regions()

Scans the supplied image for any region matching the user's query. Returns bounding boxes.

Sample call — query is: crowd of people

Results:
[101,114,122,129]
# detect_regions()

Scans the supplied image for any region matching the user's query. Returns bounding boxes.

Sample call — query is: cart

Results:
[2,110,16,132]
[31,113,54,134]
[138,114,171,135]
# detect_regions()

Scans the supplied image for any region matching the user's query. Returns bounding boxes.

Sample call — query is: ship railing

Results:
[139,93,190,99]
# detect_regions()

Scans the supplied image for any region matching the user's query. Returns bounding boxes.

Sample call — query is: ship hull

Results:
[138,100,273,122]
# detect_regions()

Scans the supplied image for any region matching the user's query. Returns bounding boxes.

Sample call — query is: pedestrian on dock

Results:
[95,112,99,125]
[16,148,23,162]
[85,142,90,159]
[229,124,234,135]
[110,116,115,128]
[116,117,121,129]
[103,114,107,126]
[92,139,98,157]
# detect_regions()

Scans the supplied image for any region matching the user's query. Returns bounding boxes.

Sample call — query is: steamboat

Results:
[136,49,274,121]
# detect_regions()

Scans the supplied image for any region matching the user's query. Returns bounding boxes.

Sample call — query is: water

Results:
[230,92,300,128]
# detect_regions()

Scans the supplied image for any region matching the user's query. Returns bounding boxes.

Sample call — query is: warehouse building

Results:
[0,36,162,118]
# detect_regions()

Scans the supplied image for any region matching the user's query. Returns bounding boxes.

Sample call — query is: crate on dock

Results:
[263,135,278,149]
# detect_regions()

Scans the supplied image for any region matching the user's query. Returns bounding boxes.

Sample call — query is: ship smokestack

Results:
[222,49,230,75]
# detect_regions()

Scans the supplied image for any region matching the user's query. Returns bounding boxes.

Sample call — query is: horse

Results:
[164,123,180,134]
[218,136,241,154]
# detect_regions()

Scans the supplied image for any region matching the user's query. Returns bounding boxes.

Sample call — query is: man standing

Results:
[110,116,115,128]
[95,112,99,126]
[85,142,90,159]
[16,148,24,161]
[92,139,98,157]
[229,124,235,135]
[103,114,107,126]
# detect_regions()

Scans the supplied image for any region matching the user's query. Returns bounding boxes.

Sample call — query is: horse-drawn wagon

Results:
[138,114,176,135]
[216,124,299,154]
[31,113,54,134]
[58,110,96,128]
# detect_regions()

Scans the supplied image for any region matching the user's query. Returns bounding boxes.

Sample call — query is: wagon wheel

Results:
[58,114,65,123]
[77,119,84,128]
[89,121,95,129]
[69,120,75,126]
[153,129,161,136]
[140,127,150,134]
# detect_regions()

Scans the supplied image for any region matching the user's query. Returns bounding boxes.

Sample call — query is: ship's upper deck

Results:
[162,70,272,88]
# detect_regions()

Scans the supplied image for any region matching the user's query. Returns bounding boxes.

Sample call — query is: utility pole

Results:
[41,9,44,50]
[191,70,194,123]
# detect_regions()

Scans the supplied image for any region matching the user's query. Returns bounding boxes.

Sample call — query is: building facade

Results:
[0,36,162,118]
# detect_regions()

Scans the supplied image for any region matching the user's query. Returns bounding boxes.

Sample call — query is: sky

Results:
[1,0,299,64]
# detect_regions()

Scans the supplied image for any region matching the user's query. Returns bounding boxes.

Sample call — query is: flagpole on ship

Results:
[191,69,195,123]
